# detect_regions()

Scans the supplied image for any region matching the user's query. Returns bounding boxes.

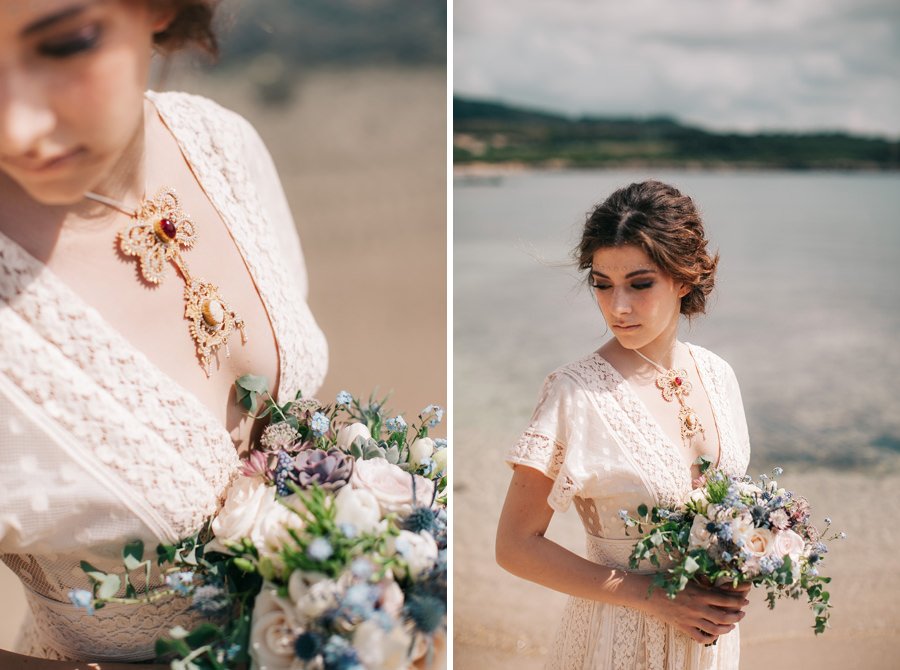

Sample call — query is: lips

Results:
[6,148,84,173]
[613,324,640,329]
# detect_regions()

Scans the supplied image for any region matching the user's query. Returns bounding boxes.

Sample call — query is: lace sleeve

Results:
[506,372,583,511]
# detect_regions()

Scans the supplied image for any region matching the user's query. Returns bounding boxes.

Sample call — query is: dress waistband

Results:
[22,585,212,662]
[585,534,654,574]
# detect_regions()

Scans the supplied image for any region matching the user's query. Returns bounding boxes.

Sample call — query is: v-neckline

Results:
[0,94,285,442]
[593,342,724,480]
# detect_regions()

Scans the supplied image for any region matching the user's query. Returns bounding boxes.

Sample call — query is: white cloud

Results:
[454,0,900,137]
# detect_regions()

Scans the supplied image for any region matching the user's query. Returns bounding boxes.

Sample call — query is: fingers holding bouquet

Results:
[621,458,846,643]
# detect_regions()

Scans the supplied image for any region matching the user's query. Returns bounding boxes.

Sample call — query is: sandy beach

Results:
[453,443,900,669]
[0,65,446,652]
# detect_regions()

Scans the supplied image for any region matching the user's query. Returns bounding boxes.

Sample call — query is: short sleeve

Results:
[506,371,583,511]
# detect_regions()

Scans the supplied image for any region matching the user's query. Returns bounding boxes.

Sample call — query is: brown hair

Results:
[574,180,719,319]
[152,0,220,57]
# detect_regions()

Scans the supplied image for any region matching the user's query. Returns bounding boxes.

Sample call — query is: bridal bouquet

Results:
[70,379,447,670]
[620,459,843,635]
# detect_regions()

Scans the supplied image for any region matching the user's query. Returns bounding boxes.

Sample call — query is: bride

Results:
[0,1,326,666]
[497,180,753,669]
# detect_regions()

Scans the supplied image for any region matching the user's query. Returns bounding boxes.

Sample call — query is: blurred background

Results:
[453,1,899,668]
[0,0,446,650]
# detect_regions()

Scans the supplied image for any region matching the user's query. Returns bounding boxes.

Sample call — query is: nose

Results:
[0,70,57,158]
[609,286,632,316]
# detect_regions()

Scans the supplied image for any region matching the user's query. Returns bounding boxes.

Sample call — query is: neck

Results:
[86,104,148,209]
[626,318,682,370]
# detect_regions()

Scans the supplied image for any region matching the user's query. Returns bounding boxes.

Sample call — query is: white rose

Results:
[211,477,278,547]
[432,446,448,475]
[334,485,382,534]
[259,494,305,549]
[288,570,342,620]
[688,514,713,551]
[772,529,805,562]
[388,530,438,579]
[352,458,434,516]
[745,527,775,558]
[352,619,411,670]
[408,437,435,467]
[336,422,372,451]
[730,513,755,548]
[249,587,301,670]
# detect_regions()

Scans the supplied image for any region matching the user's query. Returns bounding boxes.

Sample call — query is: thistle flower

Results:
[260,422,301,453]
[291,448,354,491]
[405,593,446,634]
[295,632,323,661]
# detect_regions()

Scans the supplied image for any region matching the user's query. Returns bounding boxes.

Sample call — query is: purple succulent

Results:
[290,448,354,491]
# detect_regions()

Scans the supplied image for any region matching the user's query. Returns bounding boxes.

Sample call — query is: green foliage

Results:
[454,96,900,170]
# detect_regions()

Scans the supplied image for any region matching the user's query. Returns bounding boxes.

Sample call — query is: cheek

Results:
[50,42,151,150]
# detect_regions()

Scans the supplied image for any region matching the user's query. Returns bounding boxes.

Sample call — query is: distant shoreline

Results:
[454,161,900,178]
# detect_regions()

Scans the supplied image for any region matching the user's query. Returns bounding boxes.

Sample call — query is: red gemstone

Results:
[159,218,177,240]
[674,376,683,386]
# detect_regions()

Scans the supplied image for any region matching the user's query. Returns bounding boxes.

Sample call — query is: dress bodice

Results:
[0,91,328,661]
[507,343,751,562]
[506,344,750,670]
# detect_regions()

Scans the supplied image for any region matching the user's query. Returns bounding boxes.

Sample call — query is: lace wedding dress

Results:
[0,91,328,661]
[506,344,751,670]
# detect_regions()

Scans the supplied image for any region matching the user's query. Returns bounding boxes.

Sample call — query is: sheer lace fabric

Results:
[506,343,751,670]
[0,91,327,661]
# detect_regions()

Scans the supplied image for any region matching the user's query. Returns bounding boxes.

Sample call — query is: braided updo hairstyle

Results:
[152,0,220,57]
[574,180,719,320]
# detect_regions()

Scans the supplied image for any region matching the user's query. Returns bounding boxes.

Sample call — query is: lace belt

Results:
[22,584,211,662]
[585,534,654,574]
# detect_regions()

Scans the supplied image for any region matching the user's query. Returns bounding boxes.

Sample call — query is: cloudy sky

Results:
[454,0,900,138]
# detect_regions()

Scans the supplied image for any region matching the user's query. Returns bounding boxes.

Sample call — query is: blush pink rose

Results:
[772,529,806,562]
[351,457,434,516]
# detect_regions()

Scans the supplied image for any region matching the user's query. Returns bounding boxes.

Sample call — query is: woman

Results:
[0,1,326,666]
[496,180,752,669]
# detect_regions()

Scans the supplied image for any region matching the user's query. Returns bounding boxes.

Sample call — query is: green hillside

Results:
[454,97,900,170]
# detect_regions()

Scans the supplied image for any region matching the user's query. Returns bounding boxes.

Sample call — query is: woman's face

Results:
[590,244,688,350]
[0,0,171,205]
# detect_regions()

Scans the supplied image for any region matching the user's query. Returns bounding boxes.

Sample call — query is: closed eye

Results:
[38,23,102,58]
[591,282,654,291]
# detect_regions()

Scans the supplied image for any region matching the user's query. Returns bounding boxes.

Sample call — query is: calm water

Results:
[454,170,900,471]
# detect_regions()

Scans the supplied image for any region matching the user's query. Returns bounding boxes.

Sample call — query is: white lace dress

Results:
[506,344,751,670]
[0,91,328,661]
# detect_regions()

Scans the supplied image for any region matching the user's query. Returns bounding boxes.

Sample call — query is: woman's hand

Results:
[638,579,750,644]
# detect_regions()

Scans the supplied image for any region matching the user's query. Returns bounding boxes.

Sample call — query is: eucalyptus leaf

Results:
[123,540,144,571]
[97,574,121,599]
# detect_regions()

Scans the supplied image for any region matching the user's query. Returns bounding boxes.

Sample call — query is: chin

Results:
[13,178,95,207]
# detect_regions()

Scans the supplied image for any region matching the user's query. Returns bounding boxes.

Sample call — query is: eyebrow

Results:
[591,268,657,280]
[22,2,94,37]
